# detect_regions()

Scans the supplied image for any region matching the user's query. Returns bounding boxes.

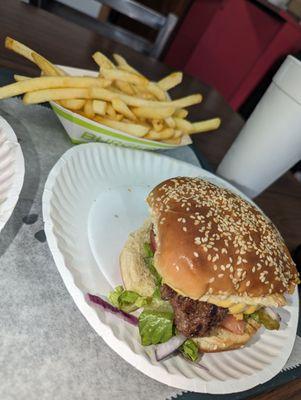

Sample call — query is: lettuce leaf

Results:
[138,309,174,345]
[143,242,154,258]
[108,286,148,312]
[143,242,162,287]
[180,339,199,362]
[108,285,124,307]
[138,287,174,345]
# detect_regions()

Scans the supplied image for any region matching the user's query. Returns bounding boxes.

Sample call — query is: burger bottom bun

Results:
[120,219,156,297]
[120,221,261,353]
[192,319,261,352]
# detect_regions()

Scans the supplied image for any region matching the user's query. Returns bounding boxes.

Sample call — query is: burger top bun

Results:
[147,177,298,301]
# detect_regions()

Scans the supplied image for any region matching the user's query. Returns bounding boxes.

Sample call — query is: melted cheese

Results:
[244,305,258,314]
[166,282,286,313]
[204,298,262,314]
[202,293,286,308]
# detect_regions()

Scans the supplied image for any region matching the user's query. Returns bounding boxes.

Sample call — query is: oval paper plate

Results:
[0,116,24,232]
[42,143,298,394]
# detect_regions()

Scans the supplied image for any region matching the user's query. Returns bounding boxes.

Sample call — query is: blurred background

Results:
[23,0,301,180]
[23,0,301,115]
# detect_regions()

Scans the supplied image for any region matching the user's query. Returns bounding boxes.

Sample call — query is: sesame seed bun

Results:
[147,177,298,302]
[120,219,156,297]
[120,221,261,352]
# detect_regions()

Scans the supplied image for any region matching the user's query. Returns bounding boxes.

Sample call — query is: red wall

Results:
[165,0,301,109]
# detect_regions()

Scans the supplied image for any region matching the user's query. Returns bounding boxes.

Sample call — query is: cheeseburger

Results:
[118,177,299,355]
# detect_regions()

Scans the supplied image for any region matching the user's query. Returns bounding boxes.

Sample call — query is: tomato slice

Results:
[220,314,246,335]
[150,225,157,253]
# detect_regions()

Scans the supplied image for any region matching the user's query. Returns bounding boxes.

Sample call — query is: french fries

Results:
[158,72,183,91]
[84,100,95,119]
[90,87,202,108]
[94,116,149,137]
[14,74,29,82]
[5,37,65,77]
[145,128,174,140]
[59,99,86,110]
[151,119,164,132]
[1,37,222,144]
[165,117,176,129]
[113,53,143,77]
[92,100,107,115]
[23,88,90,104]
[106,103,117,118]
[132,106,175,119]
[92,51,115,70]
[93,51,135,96]
[190,118,221,134]
[0,76,110,99]
[32,53,62,77]
[173,117,193,133]
[174,108,188,119]
[5,36,36,62]
[112,98,136,120]
[101,68,148,86]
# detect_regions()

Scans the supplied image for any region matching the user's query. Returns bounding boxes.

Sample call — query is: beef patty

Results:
[160,284,228,337]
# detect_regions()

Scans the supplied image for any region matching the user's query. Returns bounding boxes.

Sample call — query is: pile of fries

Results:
[0,37,221,144]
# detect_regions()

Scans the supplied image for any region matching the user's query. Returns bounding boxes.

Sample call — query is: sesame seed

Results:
[151,176,296,293]
[194,237,201,245]
[193,252,199,257]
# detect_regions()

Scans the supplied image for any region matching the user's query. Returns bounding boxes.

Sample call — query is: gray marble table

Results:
[0,98,201,400]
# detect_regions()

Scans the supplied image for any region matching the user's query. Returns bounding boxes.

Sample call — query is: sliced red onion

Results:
[265,307,281,322]
[150,225,157,253]
[278,308,290,325]
[180,355,210,372]
[155,334,186,361]
[87,293,138,326]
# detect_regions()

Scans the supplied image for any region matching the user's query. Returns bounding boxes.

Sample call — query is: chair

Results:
[28,0,178,59]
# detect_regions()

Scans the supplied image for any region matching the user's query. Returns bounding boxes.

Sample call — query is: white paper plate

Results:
[0,116,24,232]
[42,143,299,394]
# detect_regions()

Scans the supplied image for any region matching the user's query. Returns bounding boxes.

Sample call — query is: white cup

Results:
[217,55,301,198]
